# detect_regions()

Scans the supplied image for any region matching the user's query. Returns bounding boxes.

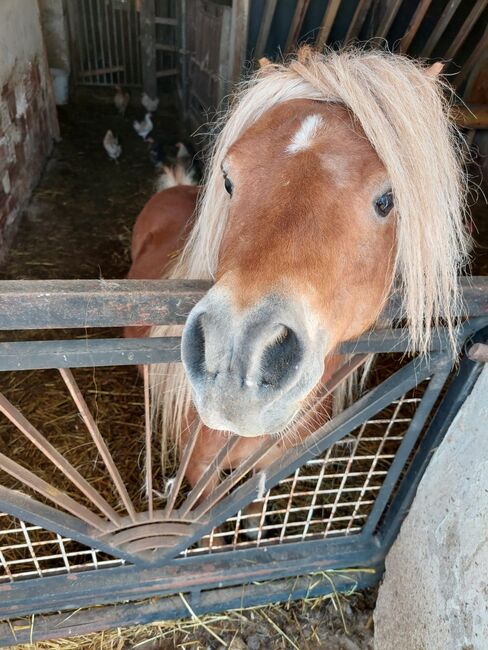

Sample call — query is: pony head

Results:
[162,48,469,439]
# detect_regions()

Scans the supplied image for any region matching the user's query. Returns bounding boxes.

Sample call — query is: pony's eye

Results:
[224,175,233,196]
[374,191,394,217]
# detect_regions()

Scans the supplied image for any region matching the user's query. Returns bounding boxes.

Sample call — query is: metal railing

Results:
[0,277,486,644]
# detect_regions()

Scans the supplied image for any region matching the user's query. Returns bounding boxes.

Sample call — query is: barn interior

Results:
[0,1,487,648]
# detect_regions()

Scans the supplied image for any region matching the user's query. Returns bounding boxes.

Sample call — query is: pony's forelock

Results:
[151,47,470,459]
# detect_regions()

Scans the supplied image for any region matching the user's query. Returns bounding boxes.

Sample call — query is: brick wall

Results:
[0,2,59,262]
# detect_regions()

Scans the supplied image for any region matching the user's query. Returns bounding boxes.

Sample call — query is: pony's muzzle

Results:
[181,288,326,436]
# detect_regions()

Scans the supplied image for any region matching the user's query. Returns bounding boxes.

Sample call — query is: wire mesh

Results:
[0,357,430,579]
[185,385,428,554]
[0,514,124,584]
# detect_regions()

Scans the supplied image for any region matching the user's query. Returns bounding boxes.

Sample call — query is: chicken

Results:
[103,130,122,162]
[133,113,153,140]
[114,85,130,115]
[141,92,159,113]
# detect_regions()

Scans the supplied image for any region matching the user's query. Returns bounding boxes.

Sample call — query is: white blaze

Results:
[286,114,324,154]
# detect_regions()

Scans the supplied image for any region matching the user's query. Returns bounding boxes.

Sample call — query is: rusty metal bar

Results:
[0,486,146,566]
[59,368,137,522]
[315,0,342,50]
[0,392,121,525]
[0,278,485,331]
[143,365,153,518]
[376,0,403,39]
[0,337,180,371]
[445,0,487,61]
[178,435,240,517]
[0,279,211,330]
[0,454,107,531]
[285,0,311,53]
[421,0,463,58]
[192,436,278,518]
[255,0,277,59]
[399,0,432,52]
[162,421,200,518]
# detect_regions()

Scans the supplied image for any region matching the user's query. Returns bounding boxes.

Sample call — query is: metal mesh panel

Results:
[0,360,429,576]
[0,514,124,583]
[188,386,426,554]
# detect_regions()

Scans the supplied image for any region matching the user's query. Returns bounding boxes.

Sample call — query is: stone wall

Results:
[0,0,59,261]
[374,365,488,650]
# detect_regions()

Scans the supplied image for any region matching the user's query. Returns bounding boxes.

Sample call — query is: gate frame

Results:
[0,277,486,645]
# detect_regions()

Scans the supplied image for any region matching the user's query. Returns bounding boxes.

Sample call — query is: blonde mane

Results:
[150,47,470,453]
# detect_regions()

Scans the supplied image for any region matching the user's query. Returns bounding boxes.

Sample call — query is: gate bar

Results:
[0,278,485,330]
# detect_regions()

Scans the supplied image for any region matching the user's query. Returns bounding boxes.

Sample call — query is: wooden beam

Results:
[344,0,374,43]
[155,43,179,52]
[285,0,311,53]
[255,0,277,59]
[140,0,157,98]
[315,0,342,50]
[154,16,178,26]
[452,104,488,130]
[421,0,462,58]
[455,24,488,90]
[399,0,432,53]
[229,0,250,83]
[376,0,403,39]
[78,66,124,78]
[444,0,486,61]
[219,4,233,100]
[155,68,179,78]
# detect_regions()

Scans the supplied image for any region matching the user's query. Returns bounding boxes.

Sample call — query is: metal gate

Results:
[0,277,486,644]
[67,0,179,88]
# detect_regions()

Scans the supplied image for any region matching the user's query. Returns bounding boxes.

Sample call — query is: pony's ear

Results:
[258,57,271,69]
[426,62,444,78]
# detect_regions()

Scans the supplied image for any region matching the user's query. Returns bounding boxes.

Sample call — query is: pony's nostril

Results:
[259,325,302,389]
[182,313,206,380]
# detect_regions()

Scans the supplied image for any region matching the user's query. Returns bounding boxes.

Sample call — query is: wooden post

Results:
[219,4,233,102]
[229,0,250,85]
[140,0,157,98]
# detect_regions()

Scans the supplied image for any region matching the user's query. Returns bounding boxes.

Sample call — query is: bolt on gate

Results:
[0,277,487,644]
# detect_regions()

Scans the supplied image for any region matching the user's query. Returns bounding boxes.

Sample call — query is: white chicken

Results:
[114,85,130,115]
[141,92,159,113]
[133,113,153,140]
[103,130,122,163]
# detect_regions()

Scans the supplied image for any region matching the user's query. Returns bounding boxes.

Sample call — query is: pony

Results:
[128,47,469,515]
